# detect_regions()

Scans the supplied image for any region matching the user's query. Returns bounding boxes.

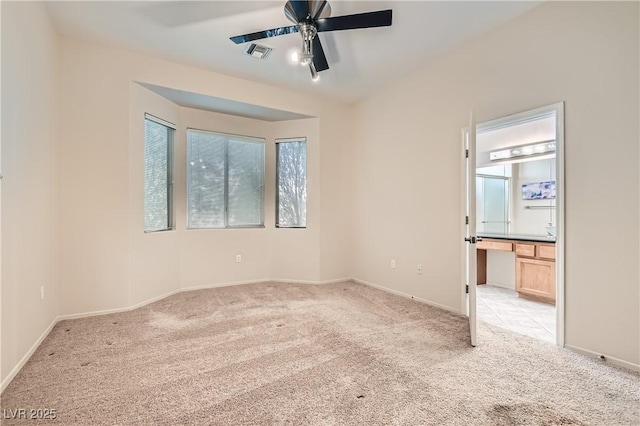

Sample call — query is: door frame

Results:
[461,102,565,347]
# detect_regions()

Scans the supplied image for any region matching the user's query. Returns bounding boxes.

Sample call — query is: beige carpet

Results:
[1,281,638,425]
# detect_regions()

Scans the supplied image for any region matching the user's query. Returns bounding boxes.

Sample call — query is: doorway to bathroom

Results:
[464,102,565,347]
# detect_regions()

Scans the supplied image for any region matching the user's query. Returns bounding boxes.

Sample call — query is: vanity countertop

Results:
[477,233,556,243]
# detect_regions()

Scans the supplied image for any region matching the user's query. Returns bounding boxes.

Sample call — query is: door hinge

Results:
[466,284,469,294]
[465,216,469,225]
[465,149,469,158]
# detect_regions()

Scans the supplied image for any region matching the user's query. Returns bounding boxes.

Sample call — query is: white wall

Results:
[351,1,639,365]
[128,85,182,305]
[128,89,323,300]
[57,37,353,317]
[318,106,354,281]
[1,2,60,384]
[175,106,274,289]
[270,118,322,281]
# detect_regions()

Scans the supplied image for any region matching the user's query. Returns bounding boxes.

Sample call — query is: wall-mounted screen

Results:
[522,181,556,200]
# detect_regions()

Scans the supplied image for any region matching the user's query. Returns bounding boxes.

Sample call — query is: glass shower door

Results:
[477,176,510,235]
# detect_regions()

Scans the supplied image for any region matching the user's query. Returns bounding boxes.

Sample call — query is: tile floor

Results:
[477,284,556,344]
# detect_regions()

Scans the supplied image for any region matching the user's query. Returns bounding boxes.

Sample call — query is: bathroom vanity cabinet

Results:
[477,237,556,305]
[514,242,556,304]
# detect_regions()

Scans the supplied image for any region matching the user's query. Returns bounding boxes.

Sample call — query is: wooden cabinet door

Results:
[516,257,556,304]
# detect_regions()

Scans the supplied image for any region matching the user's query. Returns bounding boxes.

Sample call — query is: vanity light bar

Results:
[490,140,556,161]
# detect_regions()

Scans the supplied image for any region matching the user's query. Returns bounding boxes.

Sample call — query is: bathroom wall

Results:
[512,158,556,235]
[486,251,516,289]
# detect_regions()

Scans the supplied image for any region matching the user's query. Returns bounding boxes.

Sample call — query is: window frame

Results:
[186,128,266,230]
[275,137,307,229]
[143,113,175,233]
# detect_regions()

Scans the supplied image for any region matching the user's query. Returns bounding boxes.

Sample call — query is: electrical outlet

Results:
[236,254,242,263]
[417,264,423,274]
[40,286,45,300]
[391,259,396,269]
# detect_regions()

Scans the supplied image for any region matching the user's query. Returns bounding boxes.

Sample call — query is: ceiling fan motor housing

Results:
[284,0,332,25]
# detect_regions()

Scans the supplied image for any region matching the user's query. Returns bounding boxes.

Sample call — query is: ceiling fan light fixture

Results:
[298,28,316,66]
[310,63,320,82]
[299,23,317,41]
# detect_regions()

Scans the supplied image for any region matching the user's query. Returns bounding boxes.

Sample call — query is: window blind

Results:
[187,129,265,228]
[144,114,174,232]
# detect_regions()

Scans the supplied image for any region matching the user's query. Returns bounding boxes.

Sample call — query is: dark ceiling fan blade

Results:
[311,0,328,20]
[230,25,299,44]
[316,9,392,32]
[312,37,329,72]
[284,0,311,23]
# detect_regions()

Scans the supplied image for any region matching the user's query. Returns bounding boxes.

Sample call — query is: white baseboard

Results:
[565,344,640,372]
[179,279,272,293]
[58,288,183,321]
[1,277,351,392]
[58,278,349,321]
[351,278,461,315]
[1,317,58,393]
[273,278,351,285]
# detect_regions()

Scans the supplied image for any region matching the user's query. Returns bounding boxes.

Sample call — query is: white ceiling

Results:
[478,115,556,152]
[46,1,541,103]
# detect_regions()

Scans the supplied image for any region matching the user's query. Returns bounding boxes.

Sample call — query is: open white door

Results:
[464,113,478,347]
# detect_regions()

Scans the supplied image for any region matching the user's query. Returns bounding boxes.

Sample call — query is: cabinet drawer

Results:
[477,240,513,252]
[538,244,556,260]
[515,243,535,257]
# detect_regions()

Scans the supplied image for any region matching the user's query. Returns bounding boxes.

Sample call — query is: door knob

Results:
[464,236,483,244]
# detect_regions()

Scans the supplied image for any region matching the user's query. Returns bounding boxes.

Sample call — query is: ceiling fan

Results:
[230,0,392,81]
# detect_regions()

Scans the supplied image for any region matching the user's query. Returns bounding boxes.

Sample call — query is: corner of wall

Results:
[1,0,61,386]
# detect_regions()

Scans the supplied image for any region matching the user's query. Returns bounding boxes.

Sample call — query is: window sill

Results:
[186,225,266,230]
[144,228,174,234]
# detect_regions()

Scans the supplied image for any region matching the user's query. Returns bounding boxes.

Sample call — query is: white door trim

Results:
[465,102,565,347]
